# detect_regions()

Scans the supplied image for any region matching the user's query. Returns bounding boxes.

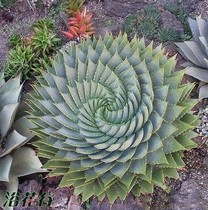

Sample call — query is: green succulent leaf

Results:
[0,155,13,182]
[9,147,46,177]
[176,17,208,99]
[0,73,45,210]
[199,84,208,99]
[28,33,198,203]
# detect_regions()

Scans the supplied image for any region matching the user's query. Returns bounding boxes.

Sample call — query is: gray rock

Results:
[156,0,199,13]
[168,179,207,210]
[156,0,178,5]
[94,27,112,38]
[194,0,208,20]
[14,179,42,210]
[156,0,199,6]
[94,25,122,38]
[0,35,8,70]
[161,10,184,34]
[46,187,71,209]
[103,0,150,17]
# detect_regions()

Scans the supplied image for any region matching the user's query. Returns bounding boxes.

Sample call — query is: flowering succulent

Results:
[28,33,199,203]
[63,7,95,41]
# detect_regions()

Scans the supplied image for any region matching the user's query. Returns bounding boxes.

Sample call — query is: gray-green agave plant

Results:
[0,72,46,210]
[28,33,199,203]
[176,17,208,99]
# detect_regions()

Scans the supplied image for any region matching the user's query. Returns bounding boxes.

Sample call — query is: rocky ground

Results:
[1,0,208,210]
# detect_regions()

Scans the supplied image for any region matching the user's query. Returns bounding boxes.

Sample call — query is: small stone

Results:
[94,27,112,38]
[168,179,207,210]
[161,10,184,35]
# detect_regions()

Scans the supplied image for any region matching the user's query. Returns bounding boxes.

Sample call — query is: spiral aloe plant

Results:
[28,33,199,203]
[0,72,45,210]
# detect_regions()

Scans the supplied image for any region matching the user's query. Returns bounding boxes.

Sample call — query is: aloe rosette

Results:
[28,33,199,203]
[0,72,45,210]
[176,17,208,99]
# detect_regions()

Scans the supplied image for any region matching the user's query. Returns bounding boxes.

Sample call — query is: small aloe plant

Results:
[0,72,46,210]
[28,33,199,204]
[63,7,95,41]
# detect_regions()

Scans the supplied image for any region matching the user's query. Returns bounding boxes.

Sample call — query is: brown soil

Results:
[0,1,47,69]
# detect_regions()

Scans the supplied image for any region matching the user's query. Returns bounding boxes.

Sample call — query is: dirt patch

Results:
[86,0,125,35]
[194,0,208,19]
[0,0,51,69]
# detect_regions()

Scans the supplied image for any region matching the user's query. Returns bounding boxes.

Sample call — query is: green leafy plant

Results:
[164,2,192,41]
[49,0,66,19]
[159,27,181,43]
[31,19,60,57]
[0,1,4,8]
[0,72,45,210]
[32,56,53,74]
[31,27,61,57]
[137,19,158,39]
[0,0,15,8]
[4,46,35,80]
[65,0,84,17]
[176,17,208,99]
[27,33,199,204]
[164,2,181,14]
[32,18,55,31]
[123,14,138,35]
[137,5,161,39]
[4,19,61,80]
[123,5,161,40]
[143,4,161,23]
[8,33,23,48]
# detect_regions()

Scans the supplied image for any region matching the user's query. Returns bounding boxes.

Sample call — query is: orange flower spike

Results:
[81,33,87,38]
[63,6,94,40]
[85,22,94,29]
[84,13,93,23]
[62,31,74,40]
[79,25,87,33]
[68,17,77,22]
[81,7,87,17]
[75,10,82,21]
[87,30,95,36]
[68,17,79,25]
[70,26,79,37]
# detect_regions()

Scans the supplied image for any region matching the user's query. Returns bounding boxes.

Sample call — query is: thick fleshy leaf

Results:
[186,66,208,83]
[0,131,28,157]
[28,33,198,204]
[176,17,208,99]
[0,155,13,181]
[9,147,46,177]
[199,84,208,99]
[0,103,19,138]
